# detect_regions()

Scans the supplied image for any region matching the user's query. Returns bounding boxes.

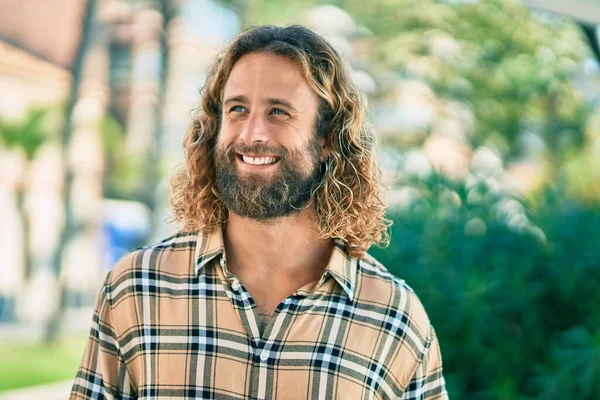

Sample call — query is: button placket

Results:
[259,349,269,362]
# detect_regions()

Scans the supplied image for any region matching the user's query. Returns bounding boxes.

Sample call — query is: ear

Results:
[319,139,330,162]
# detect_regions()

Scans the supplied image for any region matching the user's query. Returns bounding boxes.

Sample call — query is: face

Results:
[214,52,328,220]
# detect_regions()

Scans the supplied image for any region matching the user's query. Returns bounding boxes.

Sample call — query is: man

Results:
[71,25,447,399]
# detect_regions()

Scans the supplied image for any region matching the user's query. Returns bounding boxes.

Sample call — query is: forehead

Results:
[222,52,317,108]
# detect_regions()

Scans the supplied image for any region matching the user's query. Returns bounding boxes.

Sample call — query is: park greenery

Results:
[2,0,599,397]
[0,335,86,392]
[371,178,600,399]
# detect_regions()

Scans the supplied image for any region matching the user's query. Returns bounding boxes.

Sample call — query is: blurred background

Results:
[0,0,599,399]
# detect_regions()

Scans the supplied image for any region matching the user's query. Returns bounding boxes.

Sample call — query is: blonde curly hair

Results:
[170,25,390,258]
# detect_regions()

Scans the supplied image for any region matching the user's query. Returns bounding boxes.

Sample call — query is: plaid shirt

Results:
[71,228,447,399]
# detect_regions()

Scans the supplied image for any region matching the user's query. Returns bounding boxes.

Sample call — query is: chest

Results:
[118,275,412,399]
[231,263,324,318]
[242,278,304,317]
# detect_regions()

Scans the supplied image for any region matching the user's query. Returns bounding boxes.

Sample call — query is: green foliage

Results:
[99,113,125,154]
[561,143,600,203]
[216,0,316,26]
[0,108,56,159]
[98,114,152,201]
[106,154,154,201]
[240,0,593,168]
[349,0,591,162]
[370,178,600,399]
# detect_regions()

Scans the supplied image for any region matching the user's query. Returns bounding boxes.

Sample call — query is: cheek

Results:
[217,122,236,145]
[291,140,321,173]
[218,117,249,147]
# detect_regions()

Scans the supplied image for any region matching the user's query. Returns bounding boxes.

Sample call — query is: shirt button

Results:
[259,349,269,362]
[231,280,240,292]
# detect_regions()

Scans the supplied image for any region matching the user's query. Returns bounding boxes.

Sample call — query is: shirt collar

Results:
[323,239,357,301]
[194,228,225,275]
[194,228,357,301]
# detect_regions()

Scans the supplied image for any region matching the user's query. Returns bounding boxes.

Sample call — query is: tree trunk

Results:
[44,0,97,343]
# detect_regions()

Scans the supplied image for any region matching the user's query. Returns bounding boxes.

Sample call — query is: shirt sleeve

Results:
[70,274,136,400]
[400,326,448,400]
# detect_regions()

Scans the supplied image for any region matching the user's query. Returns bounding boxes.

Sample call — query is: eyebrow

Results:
[223,95,298,113]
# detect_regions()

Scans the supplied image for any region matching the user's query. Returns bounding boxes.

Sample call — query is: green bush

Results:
[370,177,600,399]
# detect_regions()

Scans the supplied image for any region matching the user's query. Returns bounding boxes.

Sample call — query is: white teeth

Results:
[241,155,277,165]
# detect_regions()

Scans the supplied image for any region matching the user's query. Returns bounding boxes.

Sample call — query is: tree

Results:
[0,108,52,287]
[44,0,97,343]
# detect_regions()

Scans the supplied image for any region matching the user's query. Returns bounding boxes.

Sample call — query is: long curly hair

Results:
[170,25,390,258]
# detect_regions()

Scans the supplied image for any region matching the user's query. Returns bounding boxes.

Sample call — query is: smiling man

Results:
[71,25,448,399]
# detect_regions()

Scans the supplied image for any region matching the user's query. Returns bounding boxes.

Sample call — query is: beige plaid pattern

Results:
[71,228,447,399]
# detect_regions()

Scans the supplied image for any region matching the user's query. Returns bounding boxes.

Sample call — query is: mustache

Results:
[225,143,288,159]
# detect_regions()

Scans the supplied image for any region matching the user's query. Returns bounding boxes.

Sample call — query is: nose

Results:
[239,112,269,144]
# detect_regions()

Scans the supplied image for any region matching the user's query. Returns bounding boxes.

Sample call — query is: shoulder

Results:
[105,231,199,287]
[356,254,445,396]
[355,252,433,340]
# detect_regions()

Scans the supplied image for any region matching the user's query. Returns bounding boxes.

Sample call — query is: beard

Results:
[213,138,323,221]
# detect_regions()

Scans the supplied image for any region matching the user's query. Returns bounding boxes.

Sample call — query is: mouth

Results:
[235,153,281,167]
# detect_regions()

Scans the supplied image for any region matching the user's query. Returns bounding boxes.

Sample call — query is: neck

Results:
[223,206,333,280]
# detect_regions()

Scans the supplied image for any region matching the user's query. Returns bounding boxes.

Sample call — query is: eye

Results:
[230,105,246,113]
[270,108,287,116]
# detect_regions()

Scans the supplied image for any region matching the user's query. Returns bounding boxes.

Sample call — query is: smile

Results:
[236,154,280,166]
